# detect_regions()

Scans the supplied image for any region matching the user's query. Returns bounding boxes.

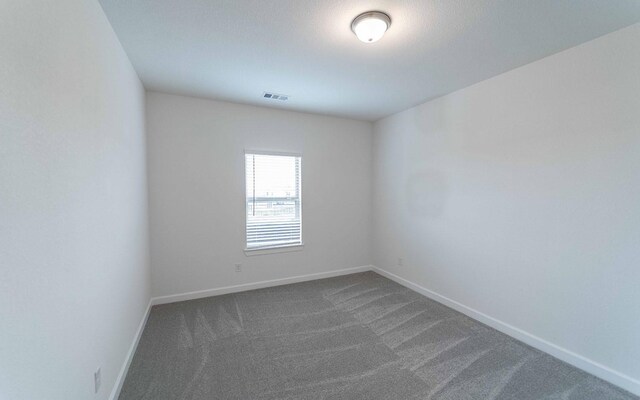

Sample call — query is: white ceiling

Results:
[98,0,640,121]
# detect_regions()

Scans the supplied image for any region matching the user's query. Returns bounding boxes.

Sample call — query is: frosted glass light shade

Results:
[351,11,391,43]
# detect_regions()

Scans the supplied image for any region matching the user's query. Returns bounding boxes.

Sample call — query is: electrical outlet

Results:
[397,258,403,267]
[235,263,242,273]
[94,367,101,394]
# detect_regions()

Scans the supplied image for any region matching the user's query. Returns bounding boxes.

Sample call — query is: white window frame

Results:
[243,150,303,255]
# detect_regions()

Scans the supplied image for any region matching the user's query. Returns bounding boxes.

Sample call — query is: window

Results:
[245,152,302,250]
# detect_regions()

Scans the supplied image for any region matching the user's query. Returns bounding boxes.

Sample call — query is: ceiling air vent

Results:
[263,92,289,101]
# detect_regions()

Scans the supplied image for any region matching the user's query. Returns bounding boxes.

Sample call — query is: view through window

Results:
[245,152,302,249]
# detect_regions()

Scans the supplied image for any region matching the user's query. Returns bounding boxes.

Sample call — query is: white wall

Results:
[146,92,372,297]
[372,24,640,392]
[0,1,150,399]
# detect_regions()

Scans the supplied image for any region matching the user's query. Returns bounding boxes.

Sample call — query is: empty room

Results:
[2,1,640,399]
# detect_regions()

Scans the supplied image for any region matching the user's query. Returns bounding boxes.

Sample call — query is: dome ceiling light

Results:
[351,11,391,43]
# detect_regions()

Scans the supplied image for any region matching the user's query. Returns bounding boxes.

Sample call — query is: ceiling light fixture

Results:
[351,11,391,43]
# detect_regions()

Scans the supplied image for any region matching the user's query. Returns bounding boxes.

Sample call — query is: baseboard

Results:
[109,298,153,400]
[151,265,373,306]
[370,265,640,396]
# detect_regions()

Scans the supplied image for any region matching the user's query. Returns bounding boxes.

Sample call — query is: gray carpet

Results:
[119,272,637,400]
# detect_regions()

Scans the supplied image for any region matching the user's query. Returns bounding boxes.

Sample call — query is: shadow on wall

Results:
[402,97,450,220]
[405,170,448,219]
[412,97,451,154]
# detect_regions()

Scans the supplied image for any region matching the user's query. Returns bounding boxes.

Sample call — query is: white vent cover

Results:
[263,92,289,101]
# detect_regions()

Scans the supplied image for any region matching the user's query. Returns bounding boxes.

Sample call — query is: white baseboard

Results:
[371,265,640,397]
[151,265,373,306]
[109,298,153,400]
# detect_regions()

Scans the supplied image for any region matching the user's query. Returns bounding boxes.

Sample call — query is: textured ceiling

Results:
[98,0,640,121]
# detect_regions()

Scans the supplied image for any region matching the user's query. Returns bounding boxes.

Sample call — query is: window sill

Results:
[244,244,304,256]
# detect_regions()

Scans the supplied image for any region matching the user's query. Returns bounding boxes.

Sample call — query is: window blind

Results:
[245,153,302,249]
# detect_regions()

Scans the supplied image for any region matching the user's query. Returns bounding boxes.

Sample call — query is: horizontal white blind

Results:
[245,153,302,249]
